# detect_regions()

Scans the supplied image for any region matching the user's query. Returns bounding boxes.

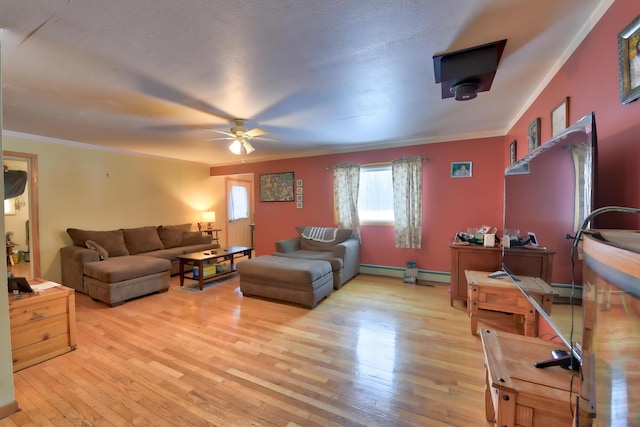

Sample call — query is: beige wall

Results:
[1,133,226,414]
[3,133,224,283]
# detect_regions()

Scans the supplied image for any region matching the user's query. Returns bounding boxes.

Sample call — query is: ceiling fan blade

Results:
[253,136,279,143]
[204,136,234,141]
[244,127,267,138]
[208,129,236,138]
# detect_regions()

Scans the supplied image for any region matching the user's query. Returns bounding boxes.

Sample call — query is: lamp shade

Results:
[229,139,242,155]
[202,211,216,223]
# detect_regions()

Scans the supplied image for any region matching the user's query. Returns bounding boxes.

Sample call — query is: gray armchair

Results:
[273,227,360,289]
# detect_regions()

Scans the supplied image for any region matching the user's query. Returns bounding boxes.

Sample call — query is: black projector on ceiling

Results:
[433,39,507,101]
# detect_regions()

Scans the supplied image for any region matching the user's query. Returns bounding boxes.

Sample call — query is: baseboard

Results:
[0,400,19,420]
[359,264,450,285]
[550,283,583,303]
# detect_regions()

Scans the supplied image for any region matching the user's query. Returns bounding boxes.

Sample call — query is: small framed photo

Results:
[296,194,303,202]
[509,140,517,165]
[296,201,303,209]
[618,13,640,104]
[296,179,303,187]
[527,231,538,247]
[551,97,569,137]
[451,161,472,178]
[528,117,541,152]
[296,187,303,194]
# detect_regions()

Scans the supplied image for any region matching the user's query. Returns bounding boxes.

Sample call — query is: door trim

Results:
[3,151,40,279]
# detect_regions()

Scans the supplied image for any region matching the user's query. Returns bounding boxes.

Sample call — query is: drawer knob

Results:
[30,312,46,320]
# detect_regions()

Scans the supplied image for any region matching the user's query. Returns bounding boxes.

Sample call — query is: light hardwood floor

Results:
[2,273,500,426]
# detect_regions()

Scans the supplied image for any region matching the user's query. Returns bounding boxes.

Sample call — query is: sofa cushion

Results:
[122,226,164,254]
[83,255,170,283]
[85,240,109,260]
[157,224,192,248]
[182,231,212,246]
[238,255,332,286]
[296,227,353,251]
[157,227,184,248]
[67,228,130,257]
[272,250,343,271]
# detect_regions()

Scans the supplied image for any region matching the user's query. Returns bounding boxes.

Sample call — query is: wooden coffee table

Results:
[177,246,252,290]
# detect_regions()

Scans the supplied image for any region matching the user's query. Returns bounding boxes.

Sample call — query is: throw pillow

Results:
[296,226,353,251]
[67,228,130,257]
[85,240,109,260]
[122,226,165,254]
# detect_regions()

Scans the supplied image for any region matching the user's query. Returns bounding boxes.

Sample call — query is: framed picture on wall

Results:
[451,161,472,178]
[551,97,569,137]
[259,172,295,202]
[528,117,541,152]
[618,13,640,104]
[509,140,517,165]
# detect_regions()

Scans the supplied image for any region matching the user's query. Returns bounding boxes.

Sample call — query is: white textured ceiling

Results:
[0,0,611,166]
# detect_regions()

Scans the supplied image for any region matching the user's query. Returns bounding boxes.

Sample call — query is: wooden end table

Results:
[465,270,557,336]
[480,328,592,426]
[177,246,252,291]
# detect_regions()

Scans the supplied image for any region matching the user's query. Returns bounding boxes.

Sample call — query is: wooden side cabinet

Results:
[450,245,554,306]
[8,284,77,372]
[480,328,591,426]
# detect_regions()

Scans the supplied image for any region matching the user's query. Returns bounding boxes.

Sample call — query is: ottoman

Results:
[237,255,333,308]
[83,255,171,306]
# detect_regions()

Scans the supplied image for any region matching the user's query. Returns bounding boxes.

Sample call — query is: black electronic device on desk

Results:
[8,276,33,293]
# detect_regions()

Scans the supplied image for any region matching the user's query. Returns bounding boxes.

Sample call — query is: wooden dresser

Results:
[8,284,77,371]
[450,245,554,306]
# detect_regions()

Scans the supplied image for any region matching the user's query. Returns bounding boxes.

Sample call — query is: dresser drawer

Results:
[10,313,70,350]
[10,295,68,327]
[12,335,74,372]
[8,284,77,372]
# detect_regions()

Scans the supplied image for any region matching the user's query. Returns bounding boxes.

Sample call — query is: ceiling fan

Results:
[207,119,274,155]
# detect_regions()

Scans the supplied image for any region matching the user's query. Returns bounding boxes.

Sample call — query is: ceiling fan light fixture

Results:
[242,140,255,154]
[229,139,242,155]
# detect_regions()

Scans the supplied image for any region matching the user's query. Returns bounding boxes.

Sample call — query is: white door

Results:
[226,176,253,248]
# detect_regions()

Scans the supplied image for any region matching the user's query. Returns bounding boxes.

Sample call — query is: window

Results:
[358,164,394,223]
[4,198,16,216]
[228,185,248,221]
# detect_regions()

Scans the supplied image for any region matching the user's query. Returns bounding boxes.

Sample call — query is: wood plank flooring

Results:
[2,274,496,426]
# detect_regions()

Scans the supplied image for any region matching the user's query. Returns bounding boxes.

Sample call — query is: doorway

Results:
[3,151,40,280]
[225,175,253,248]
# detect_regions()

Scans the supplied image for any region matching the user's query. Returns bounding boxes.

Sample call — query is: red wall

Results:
[505,0,640,229]
[213,0,640,279]
[212,137,504,276]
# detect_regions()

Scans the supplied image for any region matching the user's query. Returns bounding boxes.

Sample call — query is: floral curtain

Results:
[392,157,422,248]
[333,163,361,240]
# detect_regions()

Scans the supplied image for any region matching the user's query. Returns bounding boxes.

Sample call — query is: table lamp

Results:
[202,211,215,230]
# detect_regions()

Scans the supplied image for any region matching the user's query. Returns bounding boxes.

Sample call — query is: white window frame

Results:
[358,163,394,225]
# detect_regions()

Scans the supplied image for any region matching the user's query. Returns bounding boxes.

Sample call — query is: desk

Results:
[465,270,557,336]
[480,328,591,426]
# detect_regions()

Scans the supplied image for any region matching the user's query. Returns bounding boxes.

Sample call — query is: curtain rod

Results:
[325,157,428,170]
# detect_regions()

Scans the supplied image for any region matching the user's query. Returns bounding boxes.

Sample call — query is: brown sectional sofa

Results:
[60,224,220,306]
